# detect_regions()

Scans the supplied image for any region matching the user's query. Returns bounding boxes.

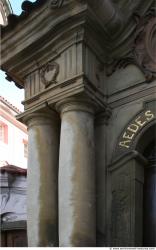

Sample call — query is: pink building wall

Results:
[0,96,28,169]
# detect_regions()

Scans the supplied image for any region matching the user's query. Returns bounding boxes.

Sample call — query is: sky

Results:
[0,0,36,111]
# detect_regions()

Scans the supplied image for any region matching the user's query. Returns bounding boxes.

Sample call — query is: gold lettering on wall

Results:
[119,110,155,149]
[145,110,154,121]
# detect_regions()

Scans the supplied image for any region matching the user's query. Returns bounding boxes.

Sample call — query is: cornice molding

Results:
[109,150,148,172]
[1,0,155,94]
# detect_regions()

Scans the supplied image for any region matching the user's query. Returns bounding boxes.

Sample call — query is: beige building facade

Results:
[0,96,28,169]
[0,0,11,25]
[0,0,156,247]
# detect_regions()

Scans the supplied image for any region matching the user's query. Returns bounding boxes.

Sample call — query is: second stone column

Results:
[57,98,96,247]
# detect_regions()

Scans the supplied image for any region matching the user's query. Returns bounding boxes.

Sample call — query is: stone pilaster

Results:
[56,98,96,247]
[25,110,60,247]
[95,110,111,246]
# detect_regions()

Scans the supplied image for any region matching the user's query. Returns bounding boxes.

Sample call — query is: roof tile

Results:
[0,165,27,175]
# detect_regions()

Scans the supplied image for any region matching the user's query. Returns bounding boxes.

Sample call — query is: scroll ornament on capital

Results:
[40,61,59,88]
[106,8,156,83]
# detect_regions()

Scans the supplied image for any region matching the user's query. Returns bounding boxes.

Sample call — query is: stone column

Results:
[25,111,60,247]
[57,98,96,247]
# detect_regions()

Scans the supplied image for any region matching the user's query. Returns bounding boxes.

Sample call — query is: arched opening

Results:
[110,119,156,246]
[136,124,156,247]
[143,141,156,247]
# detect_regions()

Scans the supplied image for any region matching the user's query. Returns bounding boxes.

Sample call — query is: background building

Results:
[0,1,28,247]
[0,165,27,247]
[0,96,28,169]
[0,97,28,247]
[0,0,12,25]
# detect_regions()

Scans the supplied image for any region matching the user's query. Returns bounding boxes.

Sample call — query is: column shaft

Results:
[26,112,59,247]
[58,102,96,247]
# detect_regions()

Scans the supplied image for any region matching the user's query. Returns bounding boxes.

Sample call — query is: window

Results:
[24,143,28,158]
[0,124,4,141]
[0,123,8,144]
[23,139,28,158]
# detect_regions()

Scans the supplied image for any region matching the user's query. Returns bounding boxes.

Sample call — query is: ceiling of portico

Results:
[1,0,155,56]
[1,0,154,34]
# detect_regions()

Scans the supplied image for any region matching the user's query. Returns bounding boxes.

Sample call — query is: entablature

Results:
[1,0,155,85]
[0,0,155,112]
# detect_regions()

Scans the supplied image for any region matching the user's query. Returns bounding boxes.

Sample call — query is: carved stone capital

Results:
[19,109,59,128]
[56,96,98,116]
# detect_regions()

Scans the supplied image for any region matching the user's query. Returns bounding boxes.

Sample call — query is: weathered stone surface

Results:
[106,7,156,83]
[25,111,60,247]
[109,152,147,246]
[57,98,96,246]
[1,0,156,247]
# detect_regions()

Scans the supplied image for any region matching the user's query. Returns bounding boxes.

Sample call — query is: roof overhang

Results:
[0,0,155,97]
